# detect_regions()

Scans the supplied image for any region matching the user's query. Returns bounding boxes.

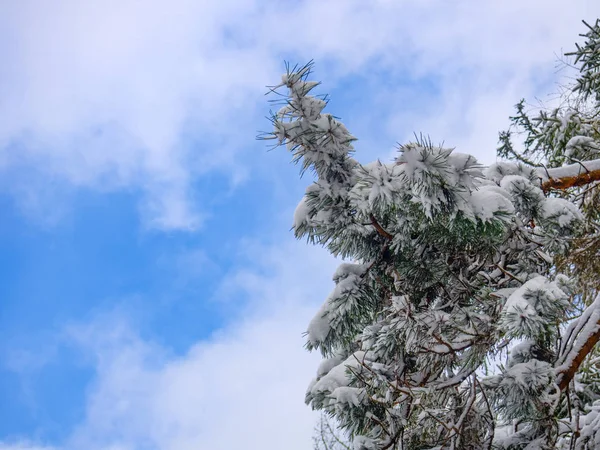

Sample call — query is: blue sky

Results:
[1,1,599,449]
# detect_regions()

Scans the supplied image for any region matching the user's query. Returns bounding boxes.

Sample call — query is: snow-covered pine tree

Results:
[263,20,600,450]
[499,19,600,306]
[496,19,600,449]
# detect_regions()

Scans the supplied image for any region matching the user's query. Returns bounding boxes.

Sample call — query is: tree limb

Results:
[556,297,600,391]
[370,214,393,240]
[557,322,600,391]
[542,168,600,192]
[539,158,600,192]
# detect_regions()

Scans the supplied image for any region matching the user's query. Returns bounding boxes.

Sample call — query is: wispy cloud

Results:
[1,240,338,450]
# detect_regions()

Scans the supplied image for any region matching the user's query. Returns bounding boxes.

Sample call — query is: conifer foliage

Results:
[264,20,600,450]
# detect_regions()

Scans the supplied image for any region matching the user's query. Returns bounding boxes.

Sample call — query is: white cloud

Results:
[1,239,338,450]
[1,0,597,228]
[0,0,277,229]
[0,444,55,450]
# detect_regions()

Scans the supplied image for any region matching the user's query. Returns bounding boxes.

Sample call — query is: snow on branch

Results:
[265,57,599,449]
[556,294,600,391]
[538,158,600,192]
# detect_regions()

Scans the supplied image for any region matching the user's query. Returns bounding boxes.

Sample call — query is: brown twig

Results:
[370,214,393,240]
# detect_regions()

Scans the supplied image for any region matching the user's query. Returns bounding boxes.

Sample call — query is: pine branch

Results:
[542,168,600,192]
[539,158,600,192]
[369,214,393,240]
[556,295,600,391]
[557,322,600,391]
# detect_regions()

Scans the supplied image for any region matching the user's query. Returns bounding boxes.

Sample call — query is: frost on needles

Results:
[264,20,600,450]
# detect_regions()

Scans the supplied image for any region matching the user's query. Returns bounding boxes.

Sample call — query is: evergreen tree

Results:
[264,20,600,450]
[497,19,600,449]
[499,19,600,306]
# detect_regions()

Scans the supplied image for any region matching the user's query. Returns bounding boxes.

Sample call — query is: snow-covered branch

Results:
[538,158,600,192]
[556,295,600,391]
